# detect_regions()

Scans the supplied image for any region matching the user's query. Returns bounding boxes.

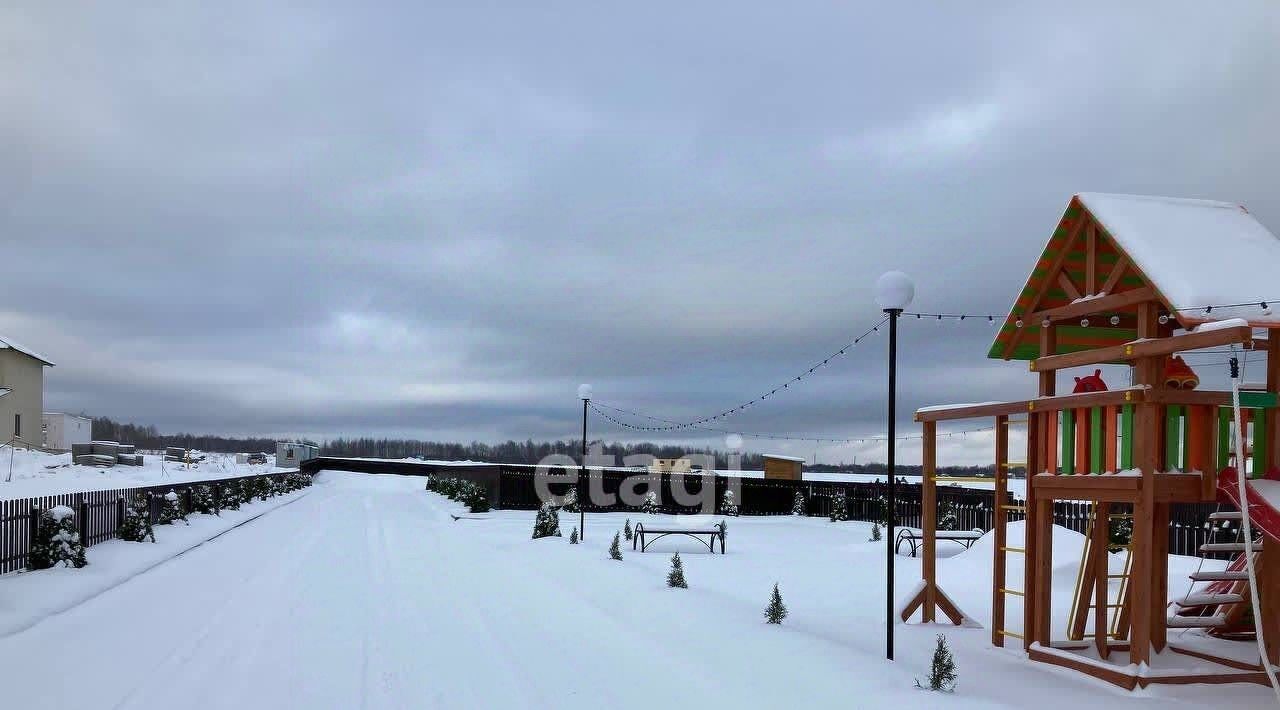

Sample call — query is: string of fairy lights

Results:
[589,401,996,445]
[585,296,1280,451]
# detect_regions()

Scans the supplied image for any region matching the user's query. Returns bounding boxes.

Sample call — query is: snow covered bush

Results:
[532,501,561,539]
[938,500,958,531]
[190,485,218,515]
[764,583,787,624]
[609,531,623,560]
[916,634,957,692]
[252,476,274,502]
[623,518,633,541]
[29,506,88,569]
[463,482,490,513]
[721,489,739,516]
[666,552,687,588]
[791,490,806,516]
[569,527,579,544]
[1109,512,1133,553]
[829,493,847,522]
[117,495,155,543]
[641,491,659,515]
[157,491,187,525]
[218,481,242,511]
[560,486,579,513]
[870,523,882,542]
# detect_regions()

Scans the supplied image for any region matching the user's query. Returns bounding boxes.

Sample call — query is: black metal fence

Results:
[305,458,1232,559]
[1,471,301,574]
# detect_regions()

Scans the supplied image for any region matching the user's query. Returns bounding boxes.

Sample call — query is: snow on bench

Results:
[894,527,984,557]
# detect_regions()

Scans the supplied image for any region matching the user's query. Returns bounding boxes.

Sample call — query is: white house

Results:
[0,335,54,445]
[276,442,319,468]
[43,412,91,451]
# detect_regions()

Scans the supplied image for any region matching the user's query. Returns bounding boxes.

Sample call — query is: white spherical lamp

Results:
[577,383,593,401]
[875,271,915,311]
[724,433,743,451]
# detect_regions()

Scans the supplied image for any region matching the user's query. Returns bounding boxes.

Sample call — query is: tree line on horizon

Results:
[89,416,1006,476]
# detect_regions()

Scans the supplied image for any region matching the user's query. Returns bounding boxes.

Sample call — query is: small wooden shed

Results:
[762,454,804,480]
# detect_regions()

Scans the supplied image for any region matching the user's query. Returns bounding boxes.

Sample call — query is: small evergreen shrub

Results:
[191,485,218,515]
[117,495,155,543]
[764,583,787,624]
[157,491,187,525]
[721,489,739,516]
[219,481,242,511]
[1109,513,1134,553]
[829,493,848,522]
[938,500,958,531]
[870,523,882,542]
[532,501,562,539]
[623,518,633,541]
[252,476,273,501]
[464,484,490,513]
[29,506,88,569]
[791,490,806,516]
[666,552,687,588]
[641,491,659,514]
[916,634,957,692]
[569,527,579,544]
[561,487,579,513]
[609,531,623,560]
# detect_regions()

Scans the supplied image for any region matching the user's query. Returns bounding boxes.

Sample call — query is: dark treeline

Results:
[91,417,302,454]
[89,417,1005,476]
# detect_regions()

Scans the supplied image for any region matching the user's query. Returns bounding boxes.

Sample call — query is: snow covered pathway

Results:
[0,472,1274,709]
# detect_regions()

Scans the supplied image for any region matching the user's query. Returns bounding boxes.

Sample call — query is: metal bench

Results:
[633,521,726,554]
[894,528,984,557]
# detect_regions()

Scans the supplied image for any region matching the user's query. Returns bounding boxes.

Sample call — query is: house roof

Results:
[763,454,806,463]
[989,193,1280,360]
[0,335,54,366]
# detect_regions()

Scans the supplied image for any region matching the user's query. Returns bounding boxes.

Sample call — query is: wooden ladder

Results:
[1067,506,1134,658]
[1168,510,1257,634]
[992,414,1029,647]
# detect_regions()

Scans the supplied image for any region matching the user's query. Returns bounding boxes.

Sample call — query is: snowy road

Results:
[1,472,1274,709]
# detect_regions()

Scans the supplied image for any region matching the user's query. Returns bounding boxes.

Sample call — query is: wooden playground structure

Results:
[901,193,1280,689]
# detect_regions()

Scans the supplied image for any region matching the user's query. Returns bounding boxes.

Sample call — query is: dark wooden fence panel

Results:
[0,471,302,575]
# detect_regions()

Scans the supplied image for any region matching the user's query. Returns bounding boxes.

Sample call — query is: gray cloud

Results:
[2,2,1278,465]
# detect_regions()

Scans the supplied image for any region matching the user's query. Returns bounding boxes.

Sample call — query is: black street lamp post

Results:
[578,384,592,540]
[876,271,913,662]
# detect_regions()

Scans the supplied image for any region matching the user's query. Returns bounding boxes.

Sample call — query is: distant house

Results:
[276,442,319,468]
[43,412,91,451]
[762,454,805,480]
[648,457,693,474]
[0,335,54,445]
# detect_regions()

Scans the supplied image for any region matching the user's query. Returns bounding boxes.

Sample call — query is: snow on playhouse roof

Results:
[989,193,1280,360]
[0,335,54,366]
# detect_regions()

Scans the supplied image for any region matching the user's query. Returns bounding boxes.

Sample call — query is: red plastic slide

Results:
[1217,467,1280,544]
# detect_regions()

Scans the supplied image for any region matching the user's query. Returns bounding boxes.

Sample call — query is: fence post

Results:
[147,493,157,526]
[116,495,126,537]
[184,487,194,516]
[26,507,40,570]
[78,497,90,547]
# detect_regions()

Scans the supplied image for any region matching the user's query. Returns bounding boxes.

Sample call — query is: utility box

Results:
[762,454,805,480]
[276,442,318,468]
[42,412,92,451]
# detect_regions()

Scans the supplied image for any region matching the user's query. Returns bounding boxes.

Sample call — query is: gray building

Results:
[0,335,54,445]
[276,441,319,468]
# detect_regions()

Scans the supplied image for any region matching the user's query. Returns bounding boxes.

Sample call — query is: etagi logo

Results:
[532,436,746,516]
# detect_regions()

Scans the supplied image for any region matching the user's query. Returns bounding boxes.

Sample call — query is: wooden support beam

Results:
[1085,223,1097,296]
[1263,538,1280,666]
[1268,351,1280,475]
[1027,286,1155,325]
[1151,503,1170,653]
[993,414,1009,647]
[1031,325,1253,373]
[1002,215,1088,359]
[1034,498,1055,644]
[1099,255,1129,296]
[1093,503,1111,659]
[1058,271,1082,301]
[915,389,1141,422]
[922,420,937,623]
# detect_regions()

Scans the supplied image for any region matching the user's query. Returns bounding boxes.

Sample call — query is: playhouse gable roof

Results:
[989,193,1280,361]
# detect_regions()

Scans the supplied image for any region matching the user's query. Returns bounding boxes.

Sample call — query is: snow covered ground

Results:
[0,449,289,500]
[0,470,1272,709]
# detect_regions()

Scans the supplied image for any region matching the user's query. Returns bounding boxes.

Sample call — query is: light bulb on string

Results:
[1110,315,1120,326]
[1158,314,1170,325]
[1080,318,1089,327]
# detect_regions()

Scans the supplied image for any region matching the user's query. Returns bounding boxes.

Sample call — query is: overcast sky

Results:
[3,2,1279,465]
